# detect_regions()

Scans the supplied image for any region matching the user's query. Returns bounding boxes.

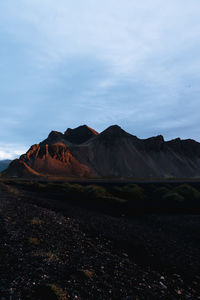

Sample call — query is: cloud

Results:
[0,0,200,158]
[2,0,200,73]
[0,144,27,160]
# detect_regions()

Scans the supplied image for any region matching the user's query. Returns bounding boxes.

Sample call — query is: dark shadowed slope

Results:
[64,125,99,144]
[3,125,200,178]
[71,125,200,178]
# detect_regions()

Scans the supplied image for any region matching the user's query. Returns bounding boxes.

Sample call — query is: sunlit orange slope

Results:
[4,125,200,179]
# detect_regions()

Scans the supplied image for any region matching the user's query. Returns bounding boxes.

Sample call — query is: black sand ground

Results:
[0,185,200,299]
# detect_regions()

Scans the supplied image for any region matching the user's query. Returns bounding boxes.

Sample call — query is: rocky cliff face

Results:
[6,143,91,178]
[3,125,200,178]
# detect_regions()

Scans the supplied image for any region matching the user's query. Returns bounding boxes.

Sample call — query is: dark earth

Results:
[0,181,200,299]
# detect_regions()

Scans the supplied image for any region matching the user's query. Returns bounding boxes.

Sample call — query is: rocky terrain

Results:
[3,125,200,179]
[0,180,200,299]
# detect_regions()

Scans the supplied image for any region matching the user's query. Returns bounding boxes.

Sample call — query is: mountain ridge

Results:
[3,125,200,178]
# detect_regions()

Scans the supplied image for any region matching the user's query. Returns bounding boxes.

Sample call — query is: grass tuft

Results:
[28,237,40,246]
[31,217,42,225]
[35,284,69,300]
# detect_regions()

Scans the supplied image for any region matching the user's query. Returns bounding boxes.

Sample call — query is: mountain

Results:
[41,125,98,146]
[3,125,200,178]
[64,125,98,144]
[0,160,12,172]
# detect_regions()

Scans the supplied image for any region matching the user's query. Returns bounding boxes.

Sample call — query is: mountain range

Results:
[3,125,200,178]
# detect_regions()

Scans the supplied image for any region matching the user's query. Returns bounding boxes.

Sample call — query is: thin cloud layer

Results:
[0,144,27,160]
[0,0,200,158]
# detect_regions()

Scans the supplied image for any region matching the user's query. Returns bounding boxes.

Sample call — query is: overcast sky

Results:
[0,0,200,159]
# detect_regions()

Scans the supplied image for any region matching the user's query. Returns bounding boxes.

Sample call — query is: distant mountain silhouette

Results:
[0,160,12,172]
[3,125,200,178]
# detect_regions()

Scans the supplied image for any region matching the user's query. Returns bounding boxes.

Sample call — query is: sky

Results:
[0,0,200,159]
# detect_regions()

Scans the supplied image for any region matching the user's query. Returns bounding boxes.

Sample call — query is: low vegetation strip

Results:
[5,180,200,215]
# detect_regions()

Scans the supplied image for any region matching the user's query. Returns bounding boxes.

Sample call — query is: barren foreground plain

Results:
[0,179,200,299]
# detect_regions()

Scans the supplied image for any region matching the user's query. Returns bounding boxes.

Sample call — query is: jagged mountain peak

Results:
[64,125,98,144]
[144,134,164,141]
[3,124,200,179]
[143,135,165,151]
[101,125,128,136]
[97,125,134,142]
[48,130,63,138]
[105,125,123,132]
[155,134,164,141]
[40,130,67,146]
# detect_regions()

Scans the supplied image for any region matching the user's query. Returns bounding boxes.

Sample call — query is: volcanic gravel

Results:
[0,187,200,299]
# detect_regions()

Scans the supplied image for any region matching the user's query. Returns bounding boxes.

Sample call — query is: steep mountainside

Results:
[64,125,98,144]
[3,125,200,178]
[5,143,91,178]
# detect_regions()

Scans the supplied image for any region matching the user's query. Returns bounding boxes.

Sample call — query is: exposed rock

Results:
[5,143,91,178]
[3,125,200,178]
[5,159,40,177]
[41,131,70,146]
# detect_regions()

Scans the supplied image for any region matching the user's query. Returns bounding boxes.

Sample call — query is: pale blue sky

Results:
[0,0,200,159]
